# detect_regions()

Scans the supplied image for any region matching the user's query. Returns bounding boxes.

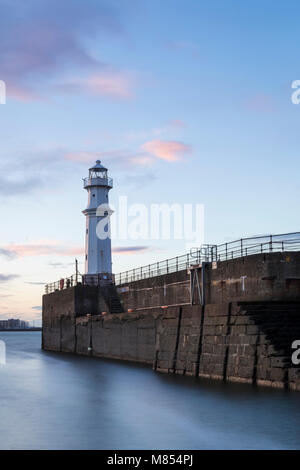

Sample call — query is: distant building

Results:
[0,319,30,330]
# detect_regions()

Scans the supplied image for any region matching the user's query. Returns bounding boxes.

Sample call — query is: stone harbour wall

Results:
[42,252,300,391]
[43,300,300,391]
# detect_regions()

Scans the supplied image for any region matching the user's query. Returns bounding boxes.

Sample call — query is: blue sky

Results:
[0,0,300,321]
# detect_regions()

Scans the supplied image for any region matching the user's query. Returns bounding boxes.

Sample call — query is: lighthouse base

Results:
[83,272,114,287]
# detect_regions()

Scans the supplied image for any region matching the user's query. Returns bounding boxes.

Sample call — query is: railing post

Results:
[270,234,273,252]
[241,239,243,257]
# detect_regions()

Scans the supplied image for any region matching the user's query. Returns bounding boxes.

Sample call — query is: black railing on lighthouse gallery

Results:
[44,232,300,293]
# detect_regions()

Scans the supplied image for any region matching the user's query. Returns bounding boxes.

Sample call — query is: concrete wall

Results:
[117,270,189,311]
[43,300,300,391]
[75,310,159,363]
[117,252,300,310]
[42,285,109,352]
[42,252,300,391]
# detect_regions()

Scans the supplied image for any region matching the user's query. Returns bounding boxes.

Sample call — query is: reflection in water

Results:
[0,332,299,450]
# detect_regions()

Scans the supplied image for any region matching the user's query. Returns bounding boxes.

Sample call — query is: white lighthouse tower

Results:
[82,160,113,281]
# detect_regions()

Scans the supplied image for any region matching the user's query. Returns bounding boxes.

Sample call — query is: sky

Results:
[0,0,300,322]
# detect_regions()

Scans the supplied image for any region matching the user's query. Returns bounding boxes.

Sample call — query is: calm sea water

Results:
[0,331,299,450]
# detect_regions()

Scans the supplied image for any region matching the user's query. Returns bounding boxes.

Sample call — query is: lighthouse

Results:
[82,160,113,281]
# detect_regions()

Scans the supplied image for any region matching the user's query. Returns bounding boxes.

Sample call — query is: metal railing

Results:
[44,232,300,292]
[83,176,113,188]
[45,274,81,294]
[114,232,300,285]
[45,273,113,295]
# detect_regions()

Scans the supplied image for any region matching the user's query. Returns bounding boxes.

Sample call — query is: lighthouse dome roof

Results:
[89,160,107,171]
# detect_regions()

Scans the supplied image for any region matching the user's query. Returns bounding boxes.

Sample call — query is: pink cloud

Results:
[1,243,155,258]
[85,72,135,99]
[65,140,191,169]
[141,139,192,162]
[2,242,83,258]
[0,2,124,102]
[7,84,40,102]
[61,71,136,100]
[64,149,155,168]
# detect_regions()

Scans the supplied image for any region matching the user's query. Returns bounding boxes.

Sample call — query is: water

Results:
[0,331,299,450]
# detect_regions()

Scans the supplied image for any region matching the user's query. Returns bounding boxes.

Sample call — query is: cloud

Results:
[141,140,192,162]
[0,1,126,101]
[0,147,69,198]
[125,120,187,143]
[32,306,42,311]
[112,246,153,255]
[60,71,136,99]
[0,248,17,259]
[7,83,41,102]
[64,148,157,190]
[48,261,80,268]
[1,242,83,259]
[63,118,189,170]
[25,282,46,285]
[0,176,40,196]
[85,72,135,98]
[65,149,154,168]
[65,138,191,170]
[0,274,19,283]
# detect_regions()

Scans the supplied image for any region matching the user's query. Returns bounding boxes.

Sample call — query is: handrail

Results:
[44,232,300,293]
[44,273,113,295]
[114,232,300,285]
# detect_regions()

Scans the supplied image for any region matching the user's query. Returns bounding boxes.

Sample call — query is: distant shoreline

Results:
[0,328,42,332]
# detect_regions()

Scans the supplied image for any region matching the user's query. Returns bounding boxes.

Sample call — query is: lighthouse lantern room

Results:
[82,160,113,281]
